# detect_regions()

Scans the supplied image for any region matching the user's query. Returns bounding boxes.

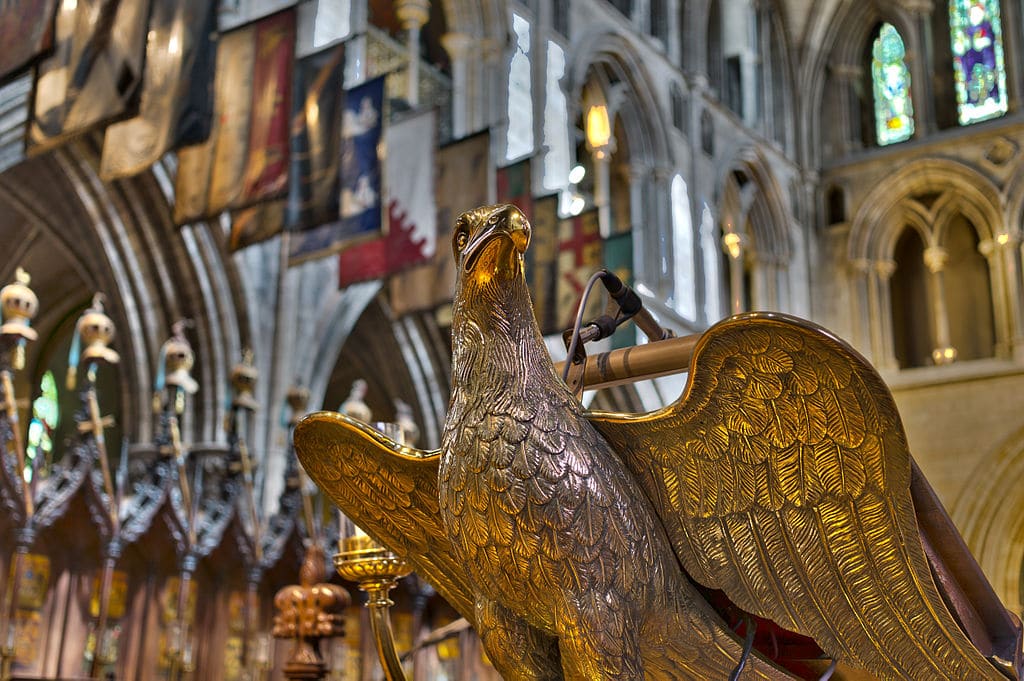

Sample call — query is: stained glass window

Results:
[949,0,1007,125]
[25,370,58,482]
[872,23,914,146]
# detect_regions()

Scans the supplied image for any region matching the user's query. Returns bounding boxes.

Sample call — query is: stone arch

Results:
[848,159,1004,262]
[799,1,921,164]
[847,158,1008,367]
[567,29,674,171]
[715,146,793,262]
[566,29,677,300]
[711,147,793,313]
[952,425,1024,612]
[0,141,250,445]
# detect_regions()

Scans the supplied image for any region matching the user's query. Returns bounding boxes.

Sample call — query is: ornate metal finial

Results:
[67,294,119,390]
[339,379,371,424]
[230,348,259,412]
[273,543,350,680]
[286,383,310,428]
[1,267,39,345]
[163,320,199,395]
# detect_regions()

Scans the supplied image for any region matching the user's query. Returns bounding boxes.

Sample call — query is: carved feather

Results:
[293,412,477,624]
[588,312,1006,681]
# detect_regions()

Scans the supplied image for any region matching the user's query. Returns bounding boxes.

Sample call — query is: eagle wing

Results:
[294,411,476,623]
[587,312,1002,680]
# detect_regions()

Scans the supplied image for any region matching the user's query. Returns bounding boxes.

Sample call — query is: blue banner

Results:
[289,74,386,264]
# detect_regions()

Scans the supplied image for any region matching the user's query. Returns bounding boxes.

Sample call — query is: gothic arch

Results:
[566,28,677,300]
[846,158,1008,367]
[848,159,1003,262]
[0,141,251,445]
[800,2,921,164]
[952,425,1024,612]
[715,147,793,263]
[567,29,674,171]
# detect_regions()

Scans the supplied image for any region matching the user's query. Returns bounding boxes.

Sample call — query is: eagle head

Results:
[450,204,538,361]
[452,204,531,287]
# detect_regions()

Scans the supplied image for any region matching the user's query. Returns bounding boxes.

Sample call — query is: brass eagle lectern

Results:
[295,204,1022,680]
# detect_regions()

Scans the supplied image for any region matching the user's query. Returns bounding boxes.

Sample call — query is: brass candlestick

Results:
[334,534,411,681]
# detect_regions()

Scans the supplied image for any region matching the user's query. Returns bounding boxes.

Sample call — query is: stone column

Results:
[629,163,654,290]
[440,33,475,138]
[981,232,1024,359]
[652,166,675,300]
[829,62,863,154]
[848,259,875,361]
[395,0,430,108]
[923,246,956,364]
[872,259,899,370]
[904,0,937,135]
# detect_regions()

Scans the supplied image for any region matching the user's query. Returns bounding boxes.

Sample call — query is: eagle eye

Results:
[454,226,469,252]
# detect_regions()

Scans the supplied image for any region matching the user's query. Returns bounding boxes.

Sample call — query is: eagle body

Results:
[439,205,786,680]
[295,204,1019,681]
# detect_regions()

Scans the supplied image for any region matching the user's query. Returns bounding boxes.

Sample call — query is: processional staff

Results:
[154,321,200,544]
[0,268,38,681]
[154,323,201,681]
[64,295,123,679]
[66,294,120,528]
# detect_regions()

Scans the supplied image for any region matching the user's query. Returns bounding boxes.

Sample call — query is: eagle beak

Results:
[463,205,531,271]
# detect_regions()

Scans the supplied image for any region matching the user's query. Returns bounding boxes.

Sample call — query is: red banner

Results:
[388,131,490,316]
[0,0,57,81]
[241,10,295,203]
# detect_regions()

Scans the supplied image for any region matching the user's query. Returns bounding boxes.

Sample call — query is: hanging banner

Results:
[556,208,603,331]
[239,10,295,203]
[337,109,436,287]
[289,75,385,264]
[229,43,342,252]
[496,157,532,222]
[174,9,295,223]
[388,131,490,316]
[228,200,286,251]
[287,45,345,231]
[29,0,150,154]
[100,0,218,180]
[206,26,257,213]
[602,231,635,348]
[0,0,58,81]
[526,194,559,335]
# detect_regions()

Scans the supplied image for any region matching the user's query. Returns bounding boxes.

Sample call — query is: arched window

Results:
[949,0,1007,125]
[944,215,995,360]
[671,175,697,321]
[506,12,534,160]
[871,23,914,145]
[25,370,59,482]
[891,228,931,369]
[650,0,668,46]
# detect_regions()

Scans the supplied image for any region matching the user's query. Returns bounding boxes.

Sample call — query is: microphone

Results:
[598,270,674,342]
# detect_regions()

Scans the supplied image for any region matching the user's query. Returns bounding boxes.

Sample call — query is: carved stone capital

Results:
[440,32,477,61]
[395,0,430,30]
[923,246,948,273]
[874,259,897,279]
[829,63,863,81]
[850,258,873,274]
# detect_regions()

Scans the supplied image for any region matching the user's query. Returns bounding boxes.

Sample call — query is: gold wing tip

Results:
[294,410,439,466]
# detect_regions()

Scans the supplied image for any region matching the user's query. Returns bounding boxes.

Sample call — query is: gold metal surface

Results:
[273,543,349,680]
[335,537,411,681]
[296,204,1018,680]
